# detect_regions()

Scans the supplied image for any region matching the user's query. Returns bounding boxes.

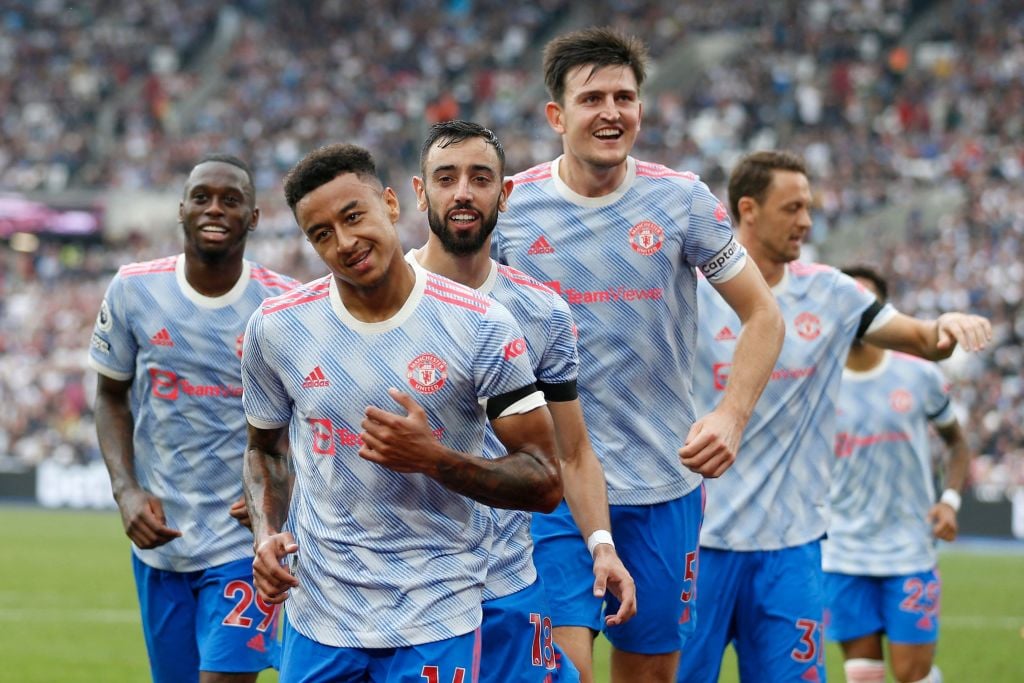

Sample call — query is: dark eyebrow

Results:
[303,199,359,237]
[431,163,497,175]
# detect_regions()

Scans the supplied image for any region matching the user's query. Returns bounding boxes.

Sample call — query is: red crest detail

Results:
[407,353,448,394]
[794,312,821,340]
[628,220,665,256]
[714,201,728,222]
[889,389,913,413]
[236,333,245,359]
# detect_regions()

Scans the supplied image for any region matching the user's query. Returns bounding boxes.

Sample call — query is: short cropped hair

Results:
[419,120,506,176]
[841,265,889,302]
[727,150,807,222]
[190,153,255,204]
[543,26,648,104]
[283,144,380,210]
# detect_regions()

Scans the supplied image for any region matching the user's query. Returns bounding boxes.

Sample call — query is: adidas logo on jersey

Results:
[527,235,555,255]
[150,328,174,346]
[302,366,330,388]
[714,326,737,341]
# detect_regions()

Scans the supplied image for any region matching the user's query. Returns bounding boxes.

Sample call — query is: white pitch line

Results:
[942,615,1024,629]
[0,607,140,624]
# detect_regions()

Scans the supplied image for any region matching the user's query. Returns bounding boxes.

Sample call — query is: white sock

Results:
[845,658,886,683]
[905,666,942,683]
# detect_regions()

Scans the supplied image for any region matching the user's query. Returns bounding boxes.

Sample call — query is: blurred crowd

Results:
[1,0,1021,498]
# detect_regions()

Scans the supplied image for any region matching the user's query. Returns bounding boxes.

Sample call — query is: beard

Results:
[425,202,499,257]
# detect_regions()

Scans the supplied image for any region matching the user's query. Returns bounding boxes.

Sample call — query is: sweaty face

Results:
[179,162,257,262]
[295,173,402,289]
[548,64,642,170]
[414,137,509,256]
[751,170,813,265]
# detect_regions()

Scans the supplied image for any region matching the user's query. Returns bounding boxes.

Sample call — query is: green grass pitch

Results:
[2,507,1021,681]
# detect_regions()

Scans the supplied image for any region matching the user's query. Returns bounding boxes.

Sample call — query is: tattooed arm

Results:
[360,387,562,512]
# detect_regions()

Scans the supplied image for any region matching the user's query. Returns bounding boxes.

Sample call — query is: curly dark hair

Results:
[283,144,381,210]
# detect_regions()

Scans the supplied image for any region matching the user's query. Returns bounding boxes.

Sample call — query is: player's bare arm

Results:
[95,374,182,549]
[548,398,636,625]
[361,387,563,512]
[243,422,298,603]
[929,420,973,542]
[680,261,784,477]
[865,311,992,360]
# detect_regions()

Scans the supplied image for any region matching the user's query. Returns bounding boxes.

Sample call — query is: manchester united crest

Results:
[794,312,821,341]
[407,353,448,394]
[889,389,913,413]
[628,220,664,256]
[235,333,245,359]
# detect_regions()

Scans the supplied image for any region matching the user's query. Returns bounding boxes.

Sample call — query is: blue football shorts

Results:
[480,579,580,682]
[677,540,826,683]
[824,568,941,645]
[531,485,704,655]
[132,553,279,683]
[280,614,480,683]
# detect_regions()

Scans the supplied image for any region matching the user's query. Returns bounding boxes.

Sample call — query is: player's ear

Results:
[247,206,260,232]
[545,101,565,134]
[637,99,643,132]
[382,186,401,224]
[737,196,757,224]
[498,177,514,212]
[412,176,427,212]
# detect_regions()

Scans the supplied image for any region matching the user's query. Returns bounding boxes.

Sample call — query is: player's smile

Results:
[447,206,482,231]
[546,63,642,185]
[296,172,403,289]
[179,161,257,260]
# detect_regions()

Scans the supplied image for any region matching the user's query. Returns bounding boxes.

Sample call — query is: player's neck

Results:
[846,343,885,371]
[415,240,492,290]
[337,257,416,323]
[184,253,244,297]
[558,151,627,198]
[744,247,786,287]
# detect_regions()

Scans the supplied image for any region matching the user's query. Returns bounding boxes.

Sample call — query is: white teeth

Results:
[595,129,620,138]
[451,213,476,221]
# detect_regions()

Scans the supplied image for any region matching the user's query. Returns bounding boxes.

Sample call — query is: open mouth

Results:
[447,209,480,227]
[593,127,623,141]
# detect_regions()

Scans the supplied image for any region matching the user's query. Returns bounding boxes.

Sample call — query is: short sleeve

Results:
[922,363,955,427]
[684,180,747,283]
[534,296,579,387]
[473,301,538,401]
[240,309,292,429]
[87,272,137,381]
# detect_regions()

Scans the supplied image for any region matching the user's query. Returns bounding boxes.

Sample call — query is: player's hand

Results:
[928,502,959,542]
[360,388,445,476]
[935,312,991,352]
[678,410,742,478]
[229,495,252,530]
[252,532,299,604]
[592,544,637,626]
[116,487,182,549]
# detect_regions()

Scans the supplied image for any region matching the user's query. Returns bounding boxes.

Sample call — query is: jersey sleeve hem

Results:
[87,356,134,381]
[246,415,290,430]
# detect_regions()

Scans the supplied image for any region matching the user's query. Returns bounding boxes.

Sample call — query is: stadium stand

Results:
[1,0,1021,505]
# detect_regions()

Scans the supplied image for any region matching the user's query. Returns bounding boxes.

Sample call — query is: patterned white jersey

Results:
[822,351,955,575]
[409,251,580,600]
[493,156,746,506]
[241,269,538,649]
[87,254,299,572]
[695,262,896,551]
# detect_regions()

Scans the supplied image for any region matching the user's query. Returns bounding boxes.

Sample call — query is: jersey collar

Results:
[551,155,636,208]
[175,253,252,308]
